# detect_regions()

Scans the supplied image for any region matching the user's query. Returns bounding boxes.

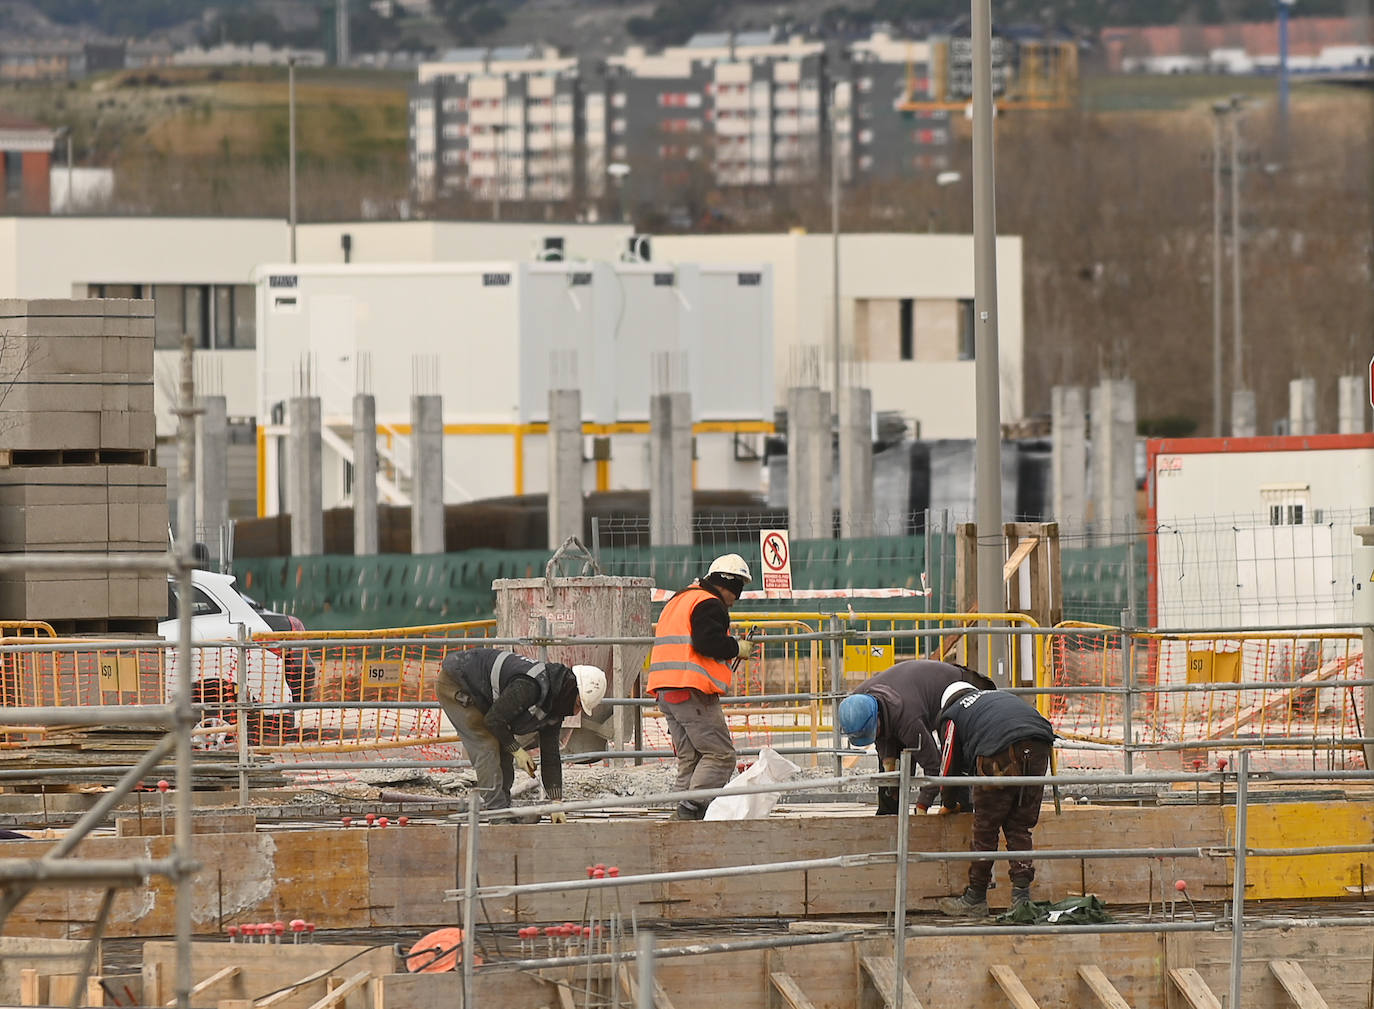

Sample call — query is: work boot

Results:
[671,800,707,821]
[1010,884,1032,908]
[936,887,989,918]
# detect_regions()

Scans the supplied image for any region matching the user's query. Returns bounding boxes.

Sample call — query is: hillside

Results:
[4,0,1357,56]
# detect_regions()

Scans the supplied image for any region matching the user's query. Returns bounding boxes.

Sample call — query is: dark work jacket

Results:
[441,648,579,800]
[858,660,990,808]
[687,582,741,661]
[937,690,1055,804]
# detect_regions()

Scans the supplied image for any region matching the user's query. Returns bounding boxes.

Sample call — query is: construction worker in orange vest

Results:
[647,554,756,820]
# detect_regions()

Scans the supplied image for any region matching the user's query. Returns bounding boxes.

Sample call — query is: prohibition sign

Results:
[762,532,789,573]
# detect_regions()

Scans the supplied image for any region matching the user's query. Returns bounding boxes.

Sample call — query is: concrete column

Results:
[1050,385,1086,534]
[352,393,379,555]
[787,386,832,541]
[1090,379,1136,544]
[548,388,584,550]
[1230,389,1257,438]
[410,394,445,555]
[839,386,873,538]
[1288,377,1317,436]
[194,394,228,555]
[1338,375,1367,434]
[286,396,323,556]
[650,392,693,546]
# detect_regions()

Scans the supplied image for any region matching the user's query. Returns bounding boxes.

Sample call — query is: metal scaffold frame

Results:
[0,329,201,1009]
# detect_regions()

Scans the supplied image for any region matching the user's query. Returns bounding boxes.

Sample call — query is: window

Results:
[1262,484,1311,525]
[3,151,20,199]
[899,298,913,360]
[167,584,223,619]
[957,299,975,360]
[153,285,183,349]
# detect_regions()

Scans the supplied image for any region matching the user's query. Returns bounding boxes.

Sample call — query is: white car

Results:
[159,570,295,742]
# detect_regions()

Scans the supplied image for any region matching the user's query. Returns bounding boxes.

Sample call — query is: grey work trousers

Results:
[435,670,513,810]
[658,689,737,794]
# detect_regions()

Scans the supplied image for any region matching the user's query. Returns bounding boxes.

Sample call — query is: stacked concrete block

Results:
[0,299,166,628]
[0,299,156,453]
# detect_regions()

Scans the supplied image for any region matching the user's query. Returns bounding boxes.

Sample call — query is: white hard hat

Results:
[941,682,978,710]
[706,553,752,583]
[572,665,607,713]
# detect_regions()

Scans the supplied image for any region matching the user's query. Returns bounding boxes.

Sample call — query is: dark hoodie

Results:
[856,660,994,808]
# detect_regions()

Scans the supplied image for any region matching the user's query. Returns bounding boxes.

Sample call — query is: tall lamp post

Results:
[971,0,1006,683]
[1210,101,1226,437]
[1276,0,1295,160]
[288,56,298,263]
[830,82,843,411]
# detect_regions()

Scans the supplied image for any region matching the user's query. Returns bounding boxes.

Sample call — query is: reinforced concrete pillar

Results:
[410,394,444,555]
[353,393,379,555]
[548,388,584,550]
[787,386,832,541]
[195,394,228,556]
[1289,377,1317,436]
[287,396,323,556]
[1231,389,1257,438]
[1090,379,1136,544]
[650,392,693,546]
[1050,385,1087,534]
[839,386,873,538]
[1338,375,1367,434]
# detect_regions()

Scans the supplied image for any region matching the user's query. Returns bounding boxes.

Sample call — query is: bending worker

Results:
[648,554,756,821]
[836,659,996,814]
[934,682,1056,916]
[437,647,606,823]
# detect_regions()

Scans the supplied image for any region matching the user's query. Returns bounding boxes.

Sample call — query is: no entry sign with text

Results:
[759,529,793,595]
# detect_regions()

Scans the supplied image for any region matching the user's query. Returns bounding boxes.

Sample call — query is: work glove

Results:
[549,810,568,825]
[736,639,756,660]
[939,800,970,815]
[881,758,898,773]
[511,747,537,777]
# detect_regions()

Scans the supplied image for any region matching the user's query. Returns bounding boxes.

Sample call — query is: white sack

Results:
[704,746,802,821]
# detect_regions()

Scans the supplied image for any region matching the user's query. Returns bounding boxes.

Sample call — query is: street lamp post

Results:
[288,56,297,263]
[1229,101,1244,414]
[1211,102,1226,437]
[830,83,842,412]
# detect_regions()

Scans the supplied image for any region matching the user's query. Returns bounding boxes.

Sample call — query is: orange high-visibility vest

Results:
[646,587,734,696]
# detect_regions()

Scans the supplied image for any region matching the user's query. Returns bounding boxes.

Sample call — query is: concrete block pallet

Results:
[0,299,166,631]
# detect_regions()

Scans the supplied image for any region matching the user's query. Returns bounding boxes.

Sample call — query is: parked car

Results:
[159,570,295,744]
[236,591,317,703]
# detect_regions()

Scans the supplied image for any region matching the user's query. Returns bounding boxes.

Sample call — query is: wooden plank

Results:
[19,969,41,1007]
[1076,965,1133,1009]
[1210,653,1354,740]
[87,975,106,1007]
[1169,968,1223,1009]
[301,971,370,1009]
[615,962,676,1009]
[48,975,80,1006]
[769,972,819,1009]
[166,965,240,1007]
[989,965,1041,1009]
[1003,537,1039,583]
[860,955,925,1009]
[1269,960,1331,1009]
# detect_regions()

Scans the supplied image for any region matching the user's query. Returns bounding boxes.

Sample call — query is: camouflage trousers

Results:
[967,738,1053,891]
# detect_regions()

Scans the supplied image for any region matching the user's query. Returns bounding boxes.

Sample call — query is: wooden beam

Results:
[1076,965,1133,1009]
[1169,968,1223,1009]
[860,955,925,1009]
[301,971,371,1009]
[1003,537,1039,583]
[19,969,40,1007]
[166,965,240,1007]
[769,972,819,1009]
[990,965,1041,1009]
[1210,654,1355,740]
[1269,960,1331,1009]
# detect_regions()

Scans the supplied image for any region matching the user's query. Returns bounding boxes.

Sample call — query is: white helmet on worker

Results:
[940,681,978,710]
[572,665,607,713]
[704,553,752,595]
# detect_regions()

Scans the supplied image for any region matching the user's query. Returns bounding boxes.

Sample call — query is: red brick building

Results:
[0,112,57,214]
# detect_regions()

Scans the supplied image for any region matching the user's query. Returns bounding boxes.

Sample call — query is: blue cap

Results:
[838,693,880,748]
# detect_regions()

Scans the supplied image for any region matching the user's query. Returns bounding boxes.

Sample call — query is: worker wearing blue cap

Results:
[837,659,995,814]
